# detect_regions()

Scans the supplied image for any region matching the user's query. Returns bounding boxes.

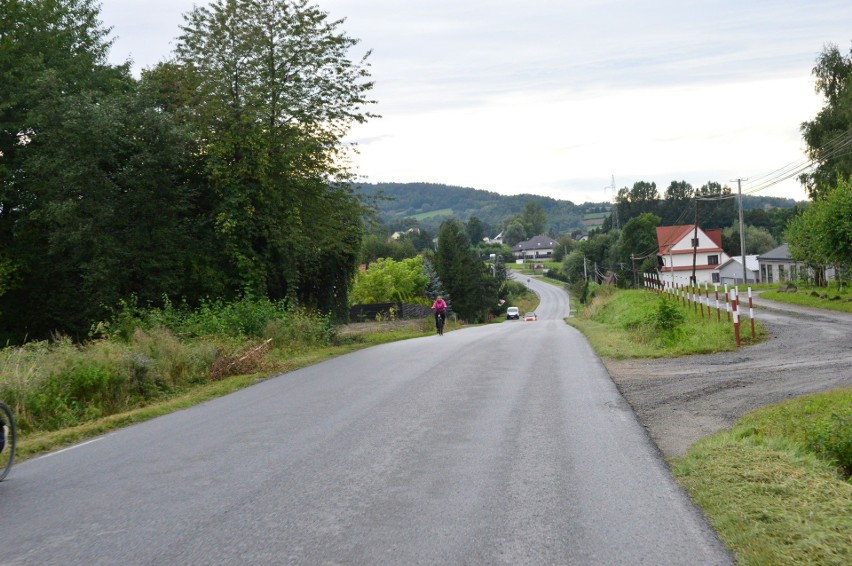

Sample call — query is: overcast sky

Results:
[100,0,851,204]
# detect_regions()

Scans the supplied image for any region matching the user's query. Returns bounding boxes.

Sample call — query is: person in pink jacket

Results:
[431,295,447,335]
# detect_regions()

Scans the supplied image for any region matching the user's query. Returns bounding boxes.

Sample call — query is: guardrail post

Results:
[732,287,741,347]
[748,287,755,339]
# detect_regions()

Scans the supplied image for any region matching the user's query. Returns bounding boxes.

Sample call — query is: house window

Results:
[767,265,774,283]
[707,255,719,266]
[712,272,720,283]
[760,265,767,283]
[778,264,787,282]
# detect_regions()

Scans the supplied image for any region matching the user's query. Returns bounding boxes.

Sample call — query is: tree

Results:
[503,219,527,247]
[800,43,852,200]
[786,178,852,280]
[0,0,135,339]
[660,180,694,225]
[349,257,428,304]
[552,235,575,262]
[466,216,486,246]
[614,181,659,226]
[434,220,498,322]
[695,181,736,228]
[173,0,375,311]
[618,213,662,286]
[722,225,778,257]
[521,200,547,236]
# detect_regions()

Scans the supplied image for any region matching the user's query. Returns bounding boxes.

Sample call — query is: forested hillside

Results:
[354,182,609,235]
[354,181,798,237]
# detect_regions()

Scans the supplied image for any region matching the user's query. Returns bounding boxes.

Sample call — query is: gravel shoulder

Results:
[603,295,852,458]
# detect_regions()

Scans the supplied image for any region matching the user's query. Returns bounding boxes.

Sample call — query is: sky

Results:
[99,0,852,204]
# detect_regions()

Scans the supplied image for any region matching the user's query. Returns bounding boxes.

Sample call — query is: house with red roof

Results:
[656,225,730,286]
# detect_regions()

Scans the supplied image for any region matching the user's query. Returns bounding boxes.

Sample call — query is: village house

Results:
[513,235,556,262]
[656,225,730,286]
[714,255,759,285]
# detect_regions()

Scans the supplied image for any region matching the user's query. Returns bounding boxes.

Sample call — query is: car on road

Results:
[524,312,537,321]
[506,307,520,320]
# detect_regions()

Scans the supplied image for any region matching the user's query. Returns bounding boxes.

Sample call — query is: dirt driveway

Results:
[603,295,852,458]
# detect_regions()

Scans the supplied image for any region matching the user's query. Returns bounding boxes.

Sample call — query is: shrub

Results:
[646,296,686,344]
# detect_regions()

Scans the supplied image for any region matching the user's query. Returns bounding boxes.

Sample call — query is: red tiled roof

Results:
[656,225,723,255]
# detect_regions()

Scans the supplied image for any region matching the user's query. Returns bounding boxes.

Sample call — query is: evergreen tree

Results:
[434,220,498,322]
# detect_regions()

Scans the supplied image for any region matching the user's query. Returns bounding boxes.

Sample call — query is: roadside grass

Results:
[8,321,441,462]
[564,285,850,564]
[671,387,852,566]
[566,287,761,358]
[761,282,852,314]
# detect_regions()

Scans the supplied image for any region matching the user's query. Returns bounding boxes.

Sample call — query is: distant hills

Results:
[353,182,607,235]
[352,182,799,236]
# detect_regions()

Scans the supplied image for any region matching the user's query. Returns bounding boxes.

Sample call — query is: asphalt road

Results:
[0,276,731,565]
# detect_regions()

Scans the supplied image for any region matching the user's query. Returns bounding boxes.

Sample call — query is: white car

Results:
[506,307,520,320]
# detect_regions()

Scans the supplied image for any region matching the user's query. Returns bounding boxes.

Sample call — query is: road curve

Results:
[0,276,731,565]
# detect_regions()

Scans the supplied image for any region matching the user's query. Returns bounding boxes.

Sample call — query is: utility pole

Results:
[631,254,637,289]
[732,178,748,285]
[690,198,699,286]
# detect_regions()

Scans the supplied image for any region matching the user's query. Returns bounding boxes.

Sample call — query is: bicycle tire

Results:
[0,401,15,481]
[436,314,445,335]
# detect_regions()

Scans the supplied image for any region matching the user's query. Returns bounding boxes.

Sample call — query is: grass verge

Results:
[671,387,851,565]
[11,321,437,463]
[566,287,762,358]
[761,289,852,313]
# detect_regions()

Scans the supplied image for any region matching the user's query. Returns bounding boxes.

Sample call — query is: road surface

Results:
[0,276,731,565]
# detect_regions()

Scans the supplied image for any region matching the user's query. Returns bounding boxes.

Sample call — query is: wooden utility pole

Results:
[690,198,699,286]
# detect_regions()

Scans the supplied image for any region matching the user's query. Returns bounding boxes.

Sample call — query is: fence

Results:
[642,272,755,347]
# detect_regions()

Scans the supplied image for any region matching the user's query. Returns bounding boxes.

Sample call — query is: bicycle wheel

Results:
[0,401,15,481]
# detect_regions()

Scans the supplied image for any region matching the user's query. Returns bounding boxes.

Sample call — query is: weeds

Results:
[0,298,338,436]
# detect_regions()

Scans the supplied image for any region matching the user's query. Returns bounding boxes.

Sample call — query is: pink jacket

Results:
[432,299,447,313]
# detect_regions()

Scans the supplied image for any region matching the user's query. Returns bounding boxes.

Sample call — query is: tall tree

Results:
[521,200,547,236]
[786,179,852,278]
[695,181,736,228]
[435,220,498,322]
[618,213,662,285]
[466,216,486,246]
[0,0,133,339]
[800,43,852,200]
[615,181,659,226]
[172,0,375,314]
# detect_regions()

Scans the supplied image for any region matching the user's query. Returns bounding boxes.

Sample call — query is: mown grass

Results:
[671,387,852,565]
[566,287,762,358]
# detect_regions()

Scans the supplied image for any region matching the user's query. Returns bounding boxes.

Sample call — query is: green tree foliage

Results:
[722,225,778,256]
[552,235,575,262]
[360,234,418,264]
[521,200,547,236]
[615,181,660,224]
[0,0,376,340]
[800,43,852,200]
[7,89,212,336]
[696,181,736,229]
[0,0,136,338]
[618,213,662,285]
[349,257,428,305]
[466,216,486,246]
[173,0,373,314]
[786,179,852,275]
[503,219,527,246]
[434,220,498,322]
